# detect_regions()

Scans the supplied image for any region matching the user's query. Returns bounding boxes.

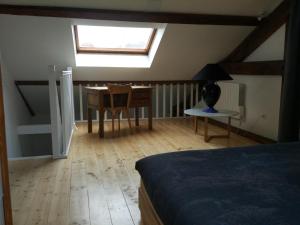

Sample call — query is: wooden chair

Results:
[107,84,132,137]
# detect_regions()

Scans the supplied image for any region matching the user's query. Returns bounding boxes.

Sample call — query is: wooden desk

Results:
[86,86,153,137]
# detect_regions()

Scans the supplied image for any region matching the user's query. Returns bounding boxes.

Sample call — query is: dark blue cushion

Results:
[135,142,300,225]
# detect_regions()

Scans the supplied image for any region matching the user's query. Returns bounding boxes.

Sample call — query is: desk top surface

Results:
[184,108,238,117]
[85,86,152,91]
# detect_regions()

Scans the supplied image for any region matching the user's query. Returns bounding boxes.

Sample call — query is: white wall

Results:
[245,25,285,61]
[0,15,75,81]
[0,14,285,140]
[73,24,254,81]
[229,76,282,139]
[227,25,285,140]
[0,53,31,158]
[0,15,253,81]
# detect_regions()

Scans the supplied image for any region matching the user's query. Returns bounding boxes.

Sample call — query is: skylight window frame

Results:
[74,25,157,55]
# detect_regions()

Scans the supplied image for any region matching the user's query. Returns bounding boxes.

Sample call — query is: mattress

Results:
[135,142,300,225]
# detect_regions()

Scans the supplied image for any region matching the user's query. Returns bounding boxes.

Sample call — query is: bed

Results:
[135,142,300,225]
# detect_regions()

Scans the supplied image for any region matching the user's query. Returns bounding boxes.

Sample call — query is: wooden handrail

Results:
[15,80,203,86]
[0,64,13,225]
[15,83,35,116]
[73,80,203,86]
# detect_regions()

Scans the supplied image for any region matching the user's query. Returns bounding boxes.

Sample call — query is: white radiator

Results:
[215,82,245,120]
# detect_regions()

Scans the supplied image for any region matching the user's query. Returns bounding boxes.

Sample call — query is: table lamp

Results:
[193,64,233,113]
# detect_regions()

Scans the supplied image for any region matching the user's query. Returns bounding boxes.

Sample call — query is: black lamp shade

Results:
[193,64,233,113]
[193,64,233,81]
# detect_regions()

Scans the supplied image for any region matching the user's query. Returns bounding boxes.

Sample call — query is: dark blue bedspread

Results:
[135,142,300,225]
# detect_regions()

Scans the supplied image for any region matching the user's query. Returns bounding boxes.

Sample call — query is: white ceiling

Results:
[0,15,254,81]
[0,0,282,16]
[0,0,284,82]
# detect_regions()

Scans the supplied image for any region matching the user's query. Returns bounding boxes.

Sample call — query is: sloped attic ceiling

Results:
[0,14,253,81]
[0,0,282,16]
[0,0,284,81]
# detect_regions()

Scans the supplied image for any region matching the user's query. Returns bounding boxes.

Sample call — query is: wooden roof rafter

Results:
[219,0,289,76]
[222,0,290,63]
[0,4,260,26]
[220,60,284,75]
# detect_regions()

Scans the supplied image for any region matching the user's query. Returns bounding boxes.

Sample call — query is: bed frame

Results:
[139,181,164,225]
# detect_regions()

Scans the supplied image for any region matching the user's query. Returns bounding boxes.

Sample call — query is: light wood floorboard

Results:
[9,118,257,225]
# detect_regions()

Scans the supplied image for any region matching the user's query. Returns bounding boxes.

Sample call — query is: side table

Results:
[184,108,238,142]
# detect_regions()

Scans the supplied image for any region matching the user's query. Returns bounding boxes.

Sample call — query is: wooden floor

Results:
[9,119,257,225]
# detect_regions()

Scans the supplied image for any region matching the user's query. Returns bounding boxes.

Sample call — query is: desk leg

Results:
[98,93,105,138]
[98,110,105,138]
[194,116,198,133]
[227,117,231,138]
[135,107,139,127]
[148,99,153,131]
[88,107,92,133]
[204,117,209,142]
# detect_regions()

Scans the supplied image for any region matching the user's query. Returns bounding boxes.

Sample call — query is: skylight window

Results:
[74,25,156,55]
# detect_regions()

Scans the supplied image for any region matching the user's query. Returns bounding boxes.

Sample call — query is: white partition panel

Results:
[79,84,83,121]
[49,70,62,158]
[67,67,75,126]
[60,69,75,156]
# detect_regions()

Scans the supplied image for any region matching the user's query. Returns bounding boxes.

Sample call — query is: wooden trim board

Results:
[0,65,13,225]
[8,155,52,161]
[74,25,157,55]
[139,181,164,225]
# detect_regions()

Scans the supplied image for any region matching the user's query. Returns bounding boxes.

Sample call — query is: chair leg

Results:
[112,112,115,138]
[125,109,132,132]
[118,113,121,136]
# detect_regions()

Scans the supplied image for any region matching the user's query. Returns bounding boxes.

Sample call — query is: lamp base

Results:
[202,82,221,113]
[202,107,218,113]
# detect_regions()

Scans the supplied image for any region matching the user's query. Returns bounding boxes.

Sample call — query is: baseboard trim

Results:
[208,118,276,144]
[8,155,53,161]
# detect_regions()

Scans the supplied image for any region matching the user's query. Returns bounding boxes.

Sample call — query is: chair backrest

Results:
[107,84,132,109]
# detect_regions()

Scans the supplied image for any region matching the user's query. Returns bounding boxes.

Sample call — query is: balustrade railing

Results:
[15,79,203,122]
[74,80,202,122]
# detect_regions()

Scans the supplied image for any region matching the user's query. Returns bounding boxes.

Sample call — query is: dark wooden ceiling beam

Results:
[0,4,260,26]
[220,60,284,75]
[222,0,290,62]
